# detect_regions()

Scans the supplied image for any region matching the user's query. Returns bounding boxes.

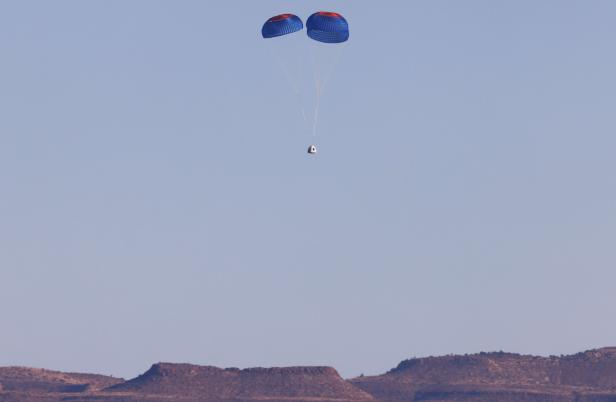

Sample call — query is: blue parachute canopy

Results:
[262,14,304,39]
[306,12,349,44]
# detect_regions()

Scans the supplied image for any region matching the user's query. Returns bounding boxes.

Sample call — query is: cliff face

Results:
[3,348,616,402]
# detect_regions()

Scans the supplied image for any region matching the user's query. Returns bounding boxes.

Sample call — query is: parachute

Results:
[306,12,349,44]
[261,12,349,154]
[262,14,304,39]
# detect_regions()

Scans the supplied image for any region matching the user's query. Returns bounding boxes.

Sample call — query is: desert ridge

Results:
[3,348,616,402]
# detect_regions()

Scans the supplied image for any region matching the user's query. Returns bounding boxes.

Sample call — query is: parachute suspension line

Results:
[309,44,344,138]
[265,35,300,89]
[297,49,309,132]
[310,44,321,137]
[268,45,309,133]
[319,46,344,96]
[312,91,321,138]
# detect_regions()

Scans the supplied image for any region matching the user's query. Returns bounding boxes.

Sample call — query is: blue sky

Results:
[1,1,616,379]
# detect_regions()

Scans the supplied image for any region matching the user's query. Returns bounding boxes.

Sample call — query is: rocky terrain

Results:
[351,347,616,402]
[106,363,375,401]
[3,348,616,402]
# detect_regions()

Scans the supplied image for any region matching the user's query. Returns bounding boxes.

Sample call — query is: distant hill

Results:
[107,363,375,401]
[350,347,616,402]
[3,348,616,401]
[0,366,122,393]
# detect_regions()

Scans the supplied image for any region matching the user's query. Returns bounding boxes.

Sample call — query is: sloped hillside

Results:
[4,348,616,402]
[107,363,375,401]
[350,348,616,402]
[0,366,122,393]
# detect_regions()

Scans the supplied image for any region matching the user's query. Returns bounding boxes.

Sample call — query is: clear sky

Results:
[1,1,616,380]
